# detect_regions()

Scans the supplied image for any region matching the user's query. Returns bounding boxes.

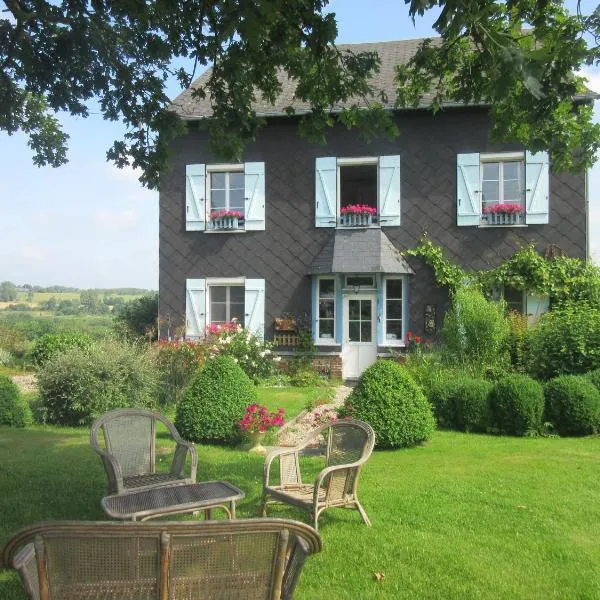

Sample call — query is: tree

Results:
[2,1,599,188]
[0,281,18,302]
[114,294,159,341]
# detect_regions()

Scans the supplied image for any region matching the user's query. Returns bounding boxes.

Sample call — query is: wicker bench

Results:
[102,481,245,521]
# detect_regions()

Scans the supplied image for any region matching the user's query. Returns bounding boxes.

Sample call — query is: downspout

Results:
[586,167,590,261]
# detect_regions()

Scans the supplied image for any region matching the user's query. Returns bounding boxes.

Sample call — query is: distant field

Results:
[13,291,144,305]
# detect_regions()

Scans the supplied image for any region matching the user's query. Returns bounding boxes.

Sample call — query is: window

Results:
[315,156,401,228]
[185,162,265,232]
[209,285,245,325]
[209,170,245,221]
[457,151,549,227]
[346,275,375,289]
[384,279,403,341]
[503,287,524,314]
[318,279,336,340]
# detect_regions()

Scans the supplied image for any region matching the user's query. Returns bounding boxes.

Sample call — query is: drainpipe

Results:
[586,167,590,261]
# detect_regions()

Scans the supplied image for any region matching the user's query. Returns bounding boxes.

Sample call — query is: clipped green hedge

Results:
[0,375,32,427]
[586,368,600,392]
[344,360,435,449]
[489,374,544,436]
[544,375,600,436]
[427,372,461,429]
[175,355,257,444]
[453,378,493,433]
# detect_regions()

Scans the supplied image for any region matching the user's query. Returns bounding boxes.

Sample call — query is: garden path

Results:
[278,383,354,446]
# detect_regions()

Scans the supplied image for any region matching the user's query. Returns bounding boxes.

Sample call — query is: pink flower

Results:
[210,210,243,220]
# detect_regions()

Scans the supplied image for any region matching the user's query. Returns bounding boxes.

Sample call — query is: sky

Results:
[0,0,598,289]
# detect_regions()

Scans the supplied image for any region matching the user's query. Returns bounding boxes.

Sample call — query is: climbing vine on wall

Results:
[404,237,600,305]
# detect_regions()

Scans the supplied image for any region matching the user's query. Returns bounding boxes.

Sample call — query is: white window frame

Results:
[383,276,406,346]
[337,157,379,225]
[206,163,245,223]
[206,277,245,327]
[316,276,337,344]
[480,152,525,213]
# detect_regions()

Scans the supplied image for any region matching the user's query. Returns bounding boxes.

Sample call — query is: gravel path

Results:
[11,374,38,394]
[278,384,354,446]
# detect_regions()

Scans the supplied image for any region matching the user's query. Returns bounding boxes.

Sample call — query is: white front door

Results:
[342,295,378,379]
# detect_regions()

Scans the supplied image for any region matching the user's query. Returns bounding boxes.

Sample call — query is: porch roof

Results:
[309,229,414,275]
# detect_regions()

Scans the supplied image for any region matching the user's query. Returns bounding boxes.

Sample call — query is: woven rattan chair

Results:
[261,419,375,530]
[90,408,197,496]
[2,519,322,600]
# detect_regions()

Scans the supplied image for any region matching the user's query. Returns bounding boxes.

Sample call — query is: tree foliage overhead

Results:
[2,0,599,189]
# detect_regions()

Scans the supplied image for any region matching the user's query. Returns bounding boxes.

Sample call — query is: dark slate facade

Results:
[159,107,587,340]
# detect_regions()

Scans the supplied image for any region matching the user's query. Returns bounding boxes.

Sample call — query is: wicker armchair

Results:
[261,419,375,530]
[2,519,322,600]
[90,408,197,496]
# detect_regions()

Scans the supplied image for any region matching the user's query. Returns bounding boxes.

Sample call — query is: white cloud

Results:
[15,245,49,265]
[94,209,138,232]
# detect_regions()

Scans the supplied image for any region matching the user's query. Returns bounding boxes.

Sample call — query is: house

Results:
[159,39,593,379]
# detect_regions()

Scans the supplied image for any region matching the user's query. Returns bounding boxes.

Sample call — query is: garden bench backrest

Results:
[2,519,322,600]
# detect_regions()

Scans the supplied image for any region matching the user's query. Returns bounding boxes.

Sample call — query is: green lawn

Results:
[1,428,600,599]
[258,386,332,420]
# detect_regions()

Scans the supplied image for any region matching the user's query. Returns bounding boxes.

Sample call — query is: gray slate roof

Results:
[171,37,597,119]
[309,229,415,275]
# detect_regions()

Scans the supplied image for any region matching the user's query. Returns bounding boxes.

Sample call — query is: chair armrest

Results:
[171,440,197,482]
[93,448,124,495]
[263,447,300,487]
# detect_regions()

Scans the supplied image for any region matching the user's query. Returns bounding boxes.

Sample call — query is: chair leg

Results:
[355,500,371,527]
[312,511,319,531]
[260,492,268,517]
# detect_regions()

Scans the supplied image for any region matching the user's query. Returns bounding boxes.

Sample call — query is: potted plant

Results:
[483,203,524,225]
[340,204,377,227]
[210,210,243,230]
[238,403,285,454]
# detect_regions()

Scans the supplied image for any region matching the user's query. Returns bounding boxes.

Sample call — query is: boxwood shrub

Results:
[0,376,32,427]
[544,375,600,436]
[426,372,461,428]
[489,374,544,436]
[343,360,435,449]
[586,368,600,392]
[453,378,493,433]
[38,338,158,426]
[175,355,257,444]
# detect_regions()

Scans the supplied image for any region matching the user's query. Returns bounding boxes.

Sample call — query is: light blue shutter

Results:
[334,275,343,344]
[186,279,206,339]
[525,151,549,224]
[376,274,384,345]
[315,157,337,228]
[311,278,319,345]
[457,153,481,226]
[525,292,549,326]
[185,165,206,231]
[379,156,401,226]
[244,162,266,230]
[244,279,265,338]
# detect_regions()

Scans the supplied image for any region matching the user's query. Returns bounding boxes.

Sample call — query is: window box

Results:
[340,212,374,227]
[483,209,524,226]
[210,212,243,230]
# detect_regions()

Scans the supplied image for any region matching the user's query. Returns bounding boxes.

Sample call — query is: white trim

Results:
[382,276,405,346]
[480,152,524,162]
[337,156,379,166]
[206,163,244,172]
[316,276,337,344]
[206,277,245,286]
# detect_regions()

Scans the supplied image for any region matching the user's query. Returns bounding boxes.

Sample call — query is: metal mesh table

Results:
[102,481,245,521]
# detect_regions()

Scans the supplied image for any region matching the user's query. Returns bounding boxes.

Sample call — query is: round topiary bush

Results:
[489,374,544,436]
[586,368,600,392]
[343,360,435,449]
[30,332,93,367]
[453,378,493,433]
[0,375,32,427]
[38,338,158,426]
[544,375,600,436]
[175,355,257,444]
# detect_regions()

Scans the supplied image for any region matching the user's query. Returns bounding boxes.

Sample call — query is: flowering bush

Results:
[405,331,432,356]
[482,203,524,215]
[205,320,281,382]
[210,210,243,220]
[238,403,285,434]
[340,204,377,216]
[154,339,207,405]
